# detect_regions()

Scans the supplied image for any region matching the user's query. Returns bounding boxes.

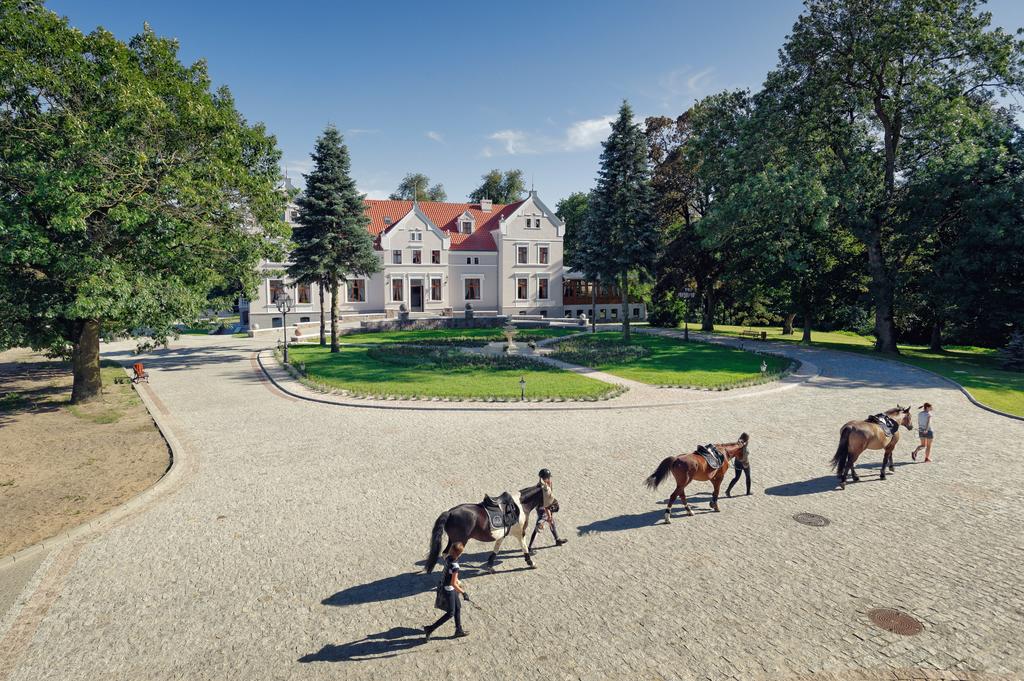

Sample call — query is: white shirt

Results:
[918,411,932,430]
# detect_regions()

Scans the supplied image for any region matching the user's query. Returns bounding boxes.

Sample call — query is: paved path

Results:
[1,334,1022,680]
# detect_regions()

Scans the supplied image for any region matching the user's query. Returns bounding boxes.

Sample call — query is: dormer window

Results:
[458,211,475,235]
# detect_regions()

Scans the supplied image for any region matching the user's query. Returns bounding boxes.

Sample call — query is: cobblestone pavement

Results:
[2,333,1022,681]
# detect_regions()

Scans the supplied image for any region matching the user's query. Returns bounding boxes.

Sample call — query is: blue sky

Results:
[49,0,1024,206]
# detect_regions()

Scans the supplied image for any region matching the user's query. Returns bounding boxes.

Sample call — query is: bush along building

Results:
[243,191,646,331]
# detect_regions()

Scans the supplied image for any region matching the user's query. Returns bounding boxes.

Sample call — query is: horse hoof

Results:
[686,510,694,517]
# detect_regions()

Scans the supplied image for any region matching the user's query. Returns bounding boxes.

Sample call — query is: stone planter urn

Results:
[464,302,474,321]
[398,303,409,322]
[578,313,588,327]
[502,322,519,354]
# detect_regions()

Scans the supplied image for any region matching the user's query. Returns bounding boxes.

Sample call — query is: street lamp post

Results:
[678,287,696,341]
[276,293,294,364]
[519,376,526,401]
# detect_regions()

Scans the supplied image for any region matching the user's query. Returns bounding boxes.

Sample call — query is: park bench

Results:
[739,329,768,341]
[131,362,149,384]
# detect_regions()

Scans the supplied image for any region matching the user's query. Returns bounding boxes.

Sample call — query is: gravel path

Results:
[1,333,1021,681]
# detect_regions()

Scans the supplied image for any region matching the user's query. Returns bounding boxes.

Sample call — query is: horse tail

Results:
[645,456,675,491]
[424,510,449,574]
[831,427,851,473]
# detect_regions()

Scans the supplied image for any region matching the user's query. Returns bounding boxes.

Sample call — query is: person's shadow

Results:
[299,627,425,663]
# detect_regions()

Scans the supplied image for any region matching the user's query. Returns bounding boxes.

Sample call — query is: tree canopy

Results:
[468,169,526,204]
[0,1,287,401]
[389,172,447,202]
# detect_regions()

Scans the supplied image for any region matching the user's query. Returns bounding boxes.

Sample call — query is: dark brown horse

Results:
[644,434,750,523]
[831,406,913,490]
[424,483,553,573]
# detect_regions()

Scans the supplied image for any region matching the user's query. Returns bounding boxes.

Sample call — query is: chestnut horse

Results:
[831,405,913,490]
[644,434,750,523]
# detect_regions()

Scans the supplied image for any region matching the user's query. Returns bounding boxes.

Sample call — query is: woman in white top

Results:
[911,403,935,462]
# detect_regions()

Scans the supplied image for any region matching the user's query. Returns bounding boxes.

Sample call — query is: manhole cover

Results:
[793,512,830,527]
[867,608,923,636]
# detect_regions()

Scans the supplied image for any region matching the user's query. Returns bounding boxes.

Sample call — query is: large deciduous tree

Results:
[584,101,657,341]
[0,2,287,403]
[294,126,380,353]
[389,172,447,202]
[769,0,1024,352]
[468,169,526,204]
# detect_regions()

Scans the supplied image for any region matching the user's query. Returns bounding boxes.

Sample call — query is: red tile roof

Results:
[364,199,524,251]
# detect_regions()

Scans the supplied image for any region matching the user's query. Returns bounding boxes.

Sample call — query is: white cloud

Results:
[489,129,533,155]
[485,115,616,157]
[346,128,379,136]
[360,188,390,200]
[426,130,444,143]
[686,67,715,92]
[563,115,616,150]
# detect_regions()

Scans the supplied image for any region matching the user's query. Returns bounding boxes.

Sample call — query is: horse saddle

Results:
[696,444,725,470]
[481,492,519,532]
[867,413,897,437]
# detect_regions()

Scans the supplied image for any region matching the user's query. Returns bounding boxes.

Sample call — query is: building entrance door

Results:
[411,284,423,311]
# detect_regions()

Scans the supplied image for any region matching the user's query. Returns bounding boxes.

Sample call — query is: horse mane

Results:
[519,483,542,503]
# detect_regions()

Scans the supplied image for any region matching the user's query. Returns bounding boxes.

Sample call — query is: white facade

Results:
[244,191,644,330]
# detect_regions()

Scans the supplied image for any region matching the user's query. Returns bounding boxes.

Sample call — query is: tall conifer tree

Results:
[584,101,657,341]
[294,126,380,352]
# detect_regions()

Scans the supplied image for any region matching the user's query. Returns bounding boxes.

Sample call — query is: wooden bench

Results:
[739,329,767,341]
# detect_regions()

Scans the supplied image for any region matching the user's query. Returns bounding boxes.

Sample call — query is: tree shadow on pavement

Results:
[299,626,425,663]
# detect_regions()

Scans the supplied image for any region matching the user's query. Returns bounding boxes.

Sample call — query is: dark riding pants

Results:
[528,512,561,550]
[727,465,751,495]
[429,591,463,633]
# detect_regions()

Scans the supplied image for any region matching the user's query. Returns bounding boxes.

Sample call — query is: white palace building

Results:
[243,191,645,331]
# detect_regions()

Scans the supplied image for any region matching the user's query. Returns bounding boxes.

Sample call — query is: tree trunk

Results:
[70,319,102,404]
[701,287,715,332]
[330,276,340,353]
[929,320,943,352]
[782,312,796,335]
[620,272,630,342]
[318,280,326,347]
[591,282,597,334]
[866,236,899,353]
[801,310,812,345]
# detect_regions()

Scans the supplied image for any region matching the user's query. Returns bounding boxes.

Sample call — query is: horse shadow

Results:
[576,510,667,535]
[322,571,434,608]
[299,626,425,663]
[765,462,912,497]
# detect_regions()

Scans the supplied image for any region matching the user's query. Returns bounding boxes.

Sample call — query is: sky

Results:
[48,0,1024,207]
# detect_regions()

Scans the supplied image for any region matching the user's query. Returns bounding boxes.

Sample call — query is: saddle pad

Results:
[867,414,897,437]
[696,444,724,470]
[481,492,519,531]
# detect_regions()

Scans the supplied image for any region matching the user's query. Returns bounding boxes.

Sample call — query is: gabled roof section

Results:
[363,199,525,251]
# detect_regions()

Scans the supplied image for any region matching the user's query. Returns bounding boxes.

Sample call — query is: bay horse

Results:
[831,405,913,490]
[424,483,553,573]
[644,434,750,523]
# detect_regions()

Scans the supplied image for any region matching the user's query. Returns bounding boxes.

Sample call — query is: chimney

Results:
[479,199,493,212]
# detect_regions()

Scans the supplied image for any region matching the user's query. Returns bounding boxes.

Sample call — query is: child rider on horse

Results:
[528,468,567,555]
[424,542,468,640]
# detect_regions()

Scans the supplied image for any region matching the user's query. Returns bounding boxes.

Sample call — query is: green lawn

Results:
[550,332,790,388]
[713,324,1024,416]
[286,343,615,400]
[332,327,581,347]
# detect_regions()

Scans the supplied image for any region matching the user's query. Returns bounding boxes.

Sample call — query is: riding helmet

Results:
[538,468,552,480]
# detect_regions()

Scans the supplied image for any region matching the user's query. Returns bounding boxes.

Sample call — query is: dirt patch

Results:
[0,349,169,557]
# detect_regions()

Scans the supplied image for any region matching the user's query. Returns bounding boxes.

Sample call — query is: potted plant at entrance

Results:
[398,302,409,322]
